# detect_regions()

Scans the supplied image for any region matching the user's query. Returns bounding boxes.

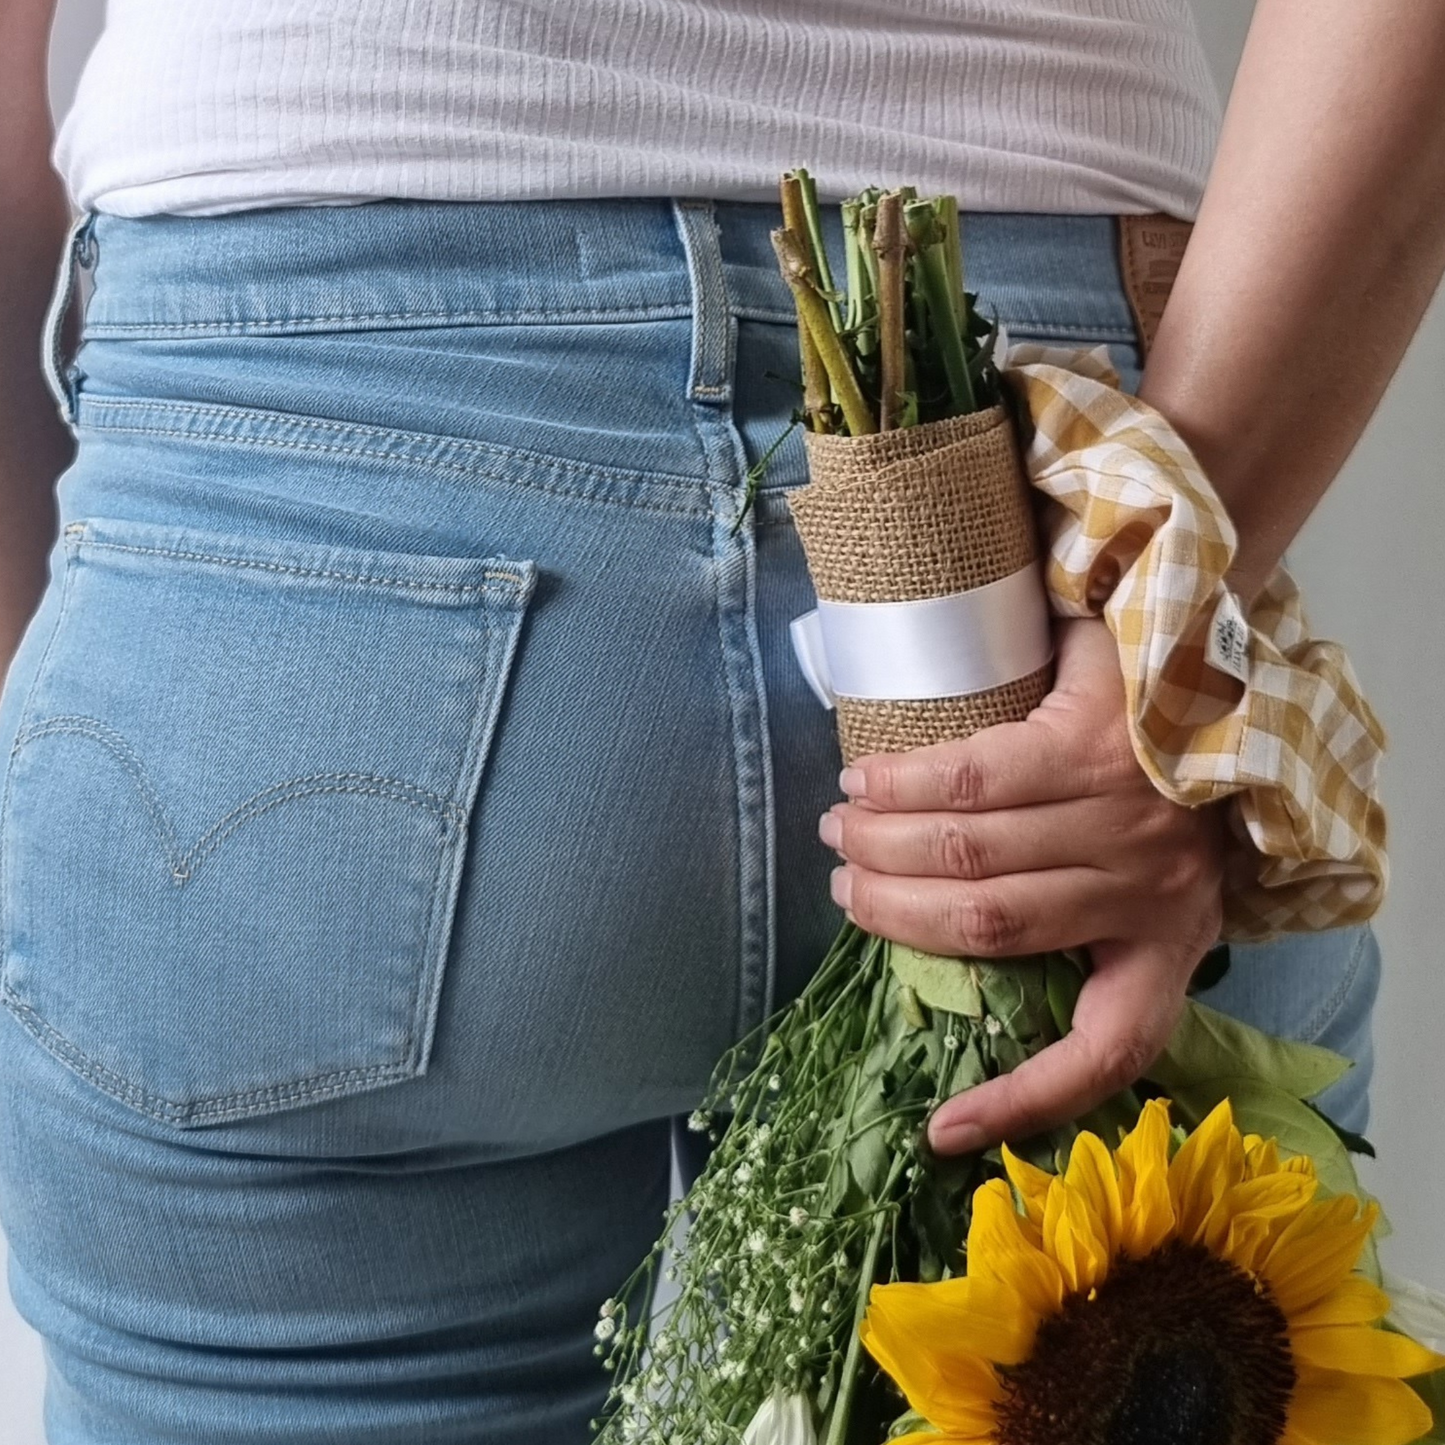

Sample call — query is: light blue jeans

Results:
[0,200,1377,1443]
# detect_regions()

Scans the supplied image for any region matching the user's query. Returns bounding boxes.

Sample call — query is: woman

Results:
[0,1,1441,1441]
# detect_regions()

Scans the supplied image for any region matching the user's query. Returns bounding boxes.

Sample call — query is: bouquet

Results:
[592,173,1445,1445]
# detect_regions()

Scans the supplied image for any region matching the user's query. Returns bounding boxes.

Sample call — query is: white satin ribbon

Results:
[789,563,1053,710]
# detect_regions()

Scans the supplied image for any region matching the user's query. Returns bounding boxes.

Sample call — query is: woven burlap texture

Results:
[790,406,1051,763]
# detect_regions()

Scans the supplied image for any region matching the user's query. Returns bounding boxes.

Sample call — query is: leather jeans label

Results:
[1118,213,1193,356]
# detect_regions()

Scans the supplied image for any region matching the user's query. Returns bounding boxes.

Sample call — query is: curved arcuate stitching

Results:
[12,715,465,885]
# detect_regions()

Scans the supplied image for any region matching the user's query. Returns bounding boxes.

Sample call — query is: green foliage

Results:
[1150,998,1352,1102]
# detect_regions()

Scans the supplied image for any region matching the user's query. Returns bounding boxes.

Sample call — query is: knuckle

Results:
[937,819,989,879]
[1100,730,1140,783]
[945,887,1022,955]
[1093,1026,1158,1090]
[935,750,988,810]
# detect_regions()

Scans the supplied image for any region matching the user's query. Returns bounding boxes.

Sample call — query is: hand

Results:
[819,617,1225,1155]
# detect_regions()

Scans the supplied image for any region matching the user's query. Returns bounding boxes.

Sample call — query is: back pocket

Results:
[1,517,535,1126]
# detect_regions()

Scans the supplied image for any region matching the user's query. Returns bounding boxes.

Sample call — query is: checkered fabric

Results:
[1006,344,1386,941]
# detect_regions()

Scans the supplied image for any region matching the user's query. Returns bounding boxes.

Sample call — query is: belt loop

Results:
[41,210,97,431]
[670,200,734,407]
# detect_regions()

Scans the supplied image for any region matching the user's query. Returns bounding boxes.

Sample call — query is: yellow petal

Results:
[1116,1100,1176,1257]
[1043,1174,1111,1296]
[859,1299,1002,1438]
[1287,1364,1435,1445]
[1291,1325,1445,1379]
[1244,1134,1281,1179]
[1065,1131,1125,1257]
[1169,1100,1245,1245]
[966,1179,1064,1321]
[1290,1277,1394,1331]
[1002,1144,1055,1227]
[1261,1196,1379,1316]
[888,1434,986,1445]
[1209,1172,1319,1272]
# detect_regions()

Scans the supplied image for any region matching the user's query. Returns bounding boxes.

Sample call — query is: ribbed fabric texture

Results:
[56,0,1222,220]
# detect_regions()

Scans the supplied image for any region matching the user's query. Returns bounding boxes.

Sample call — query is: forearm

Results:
[1,0,70,669]
[1140,0,1445,602]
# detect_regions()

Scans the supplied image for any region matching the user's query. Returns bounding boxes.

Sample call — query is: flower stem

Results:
[823,1155,907,1445]
[780,177,836,433]
[873,191,909,432]
[904,199,977,415]
[771,227,876,436]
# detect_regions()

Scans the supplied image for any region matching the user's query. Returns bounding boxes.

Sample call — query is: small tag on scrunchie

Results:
[1206,590,1252,684]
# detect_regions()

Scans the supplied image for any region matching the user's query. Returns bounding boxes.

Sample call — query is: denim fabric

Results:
[0,199,1378,1444]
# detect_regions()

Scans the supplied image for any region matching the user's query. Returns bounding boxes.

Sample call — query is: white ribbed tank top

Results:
[55,0,1222,220]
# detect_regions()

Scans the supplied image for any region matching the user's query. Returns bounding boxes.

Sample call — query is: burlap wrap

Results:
[789,406,1052,763]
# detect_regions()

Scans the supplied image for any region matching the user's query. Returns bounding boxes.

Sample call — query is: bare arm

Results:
[1141,0,1445,601]
[1,0,71,670]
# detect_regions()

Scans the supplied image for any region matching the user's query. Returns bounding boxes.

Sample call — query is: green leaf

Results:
[887,1410,940,1440]
[1305,1100,1376,1158]
[1045,952,1085,1036]
[896,984,929,1031]
[977,958,1052,1041]
[1150,999,1352,1102]
[1405,1364,1445,1442]
[1168,1075,1365,1204]
[888,943,983,1018]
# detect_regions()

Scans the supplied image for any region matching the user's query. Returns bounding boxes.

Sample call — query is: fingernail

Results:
[930,1118,989,1155]
[830,866,853,909]
[839,767,866,798]
[818,811,843,849]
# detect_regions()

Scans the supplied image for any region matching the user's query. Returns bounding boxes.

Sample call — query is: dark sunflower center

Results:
[993,1240,1295,1445]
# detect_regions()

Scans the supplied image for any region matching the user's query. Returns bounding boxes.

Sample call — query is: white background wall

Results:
[3,1,1442,1440]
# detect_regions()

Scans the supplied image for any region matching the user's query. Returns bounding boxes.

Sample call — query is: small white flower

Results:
[733,1163,754,1186]
[788,1206,809,1228]
[768,1074,784,1093]
[746,1230,768,1255]
[943,1033,959,1050]
[594,1317,617,1343]
[789,1287,806,1314]
[599,1299,617,1320]
[984,1014,1003,1036]
[687,1110,711,1133]
[742,1390,818,1445]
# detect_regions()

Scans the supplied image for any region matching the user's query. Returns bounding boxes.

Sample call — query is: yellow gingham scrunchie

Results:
[1006,345,1386,942]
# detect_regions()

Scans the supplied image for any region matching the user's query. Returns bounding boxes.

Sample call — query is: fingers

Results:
[927,940,1194,1155]
[831,863,1142,958]
[840,723,1083,815]
[821,794,1154,880]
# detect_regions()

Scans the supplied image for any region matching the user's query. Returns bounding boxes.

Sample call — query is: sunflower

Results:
[860,1100,1444,1445]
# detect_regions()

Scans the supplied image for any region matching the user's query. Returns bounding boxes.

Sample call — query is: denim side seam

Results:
[673,198,779,1041]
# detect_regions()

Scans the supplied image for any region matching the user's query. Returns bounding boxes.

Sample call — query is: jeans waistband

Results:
[73,200,1140,344]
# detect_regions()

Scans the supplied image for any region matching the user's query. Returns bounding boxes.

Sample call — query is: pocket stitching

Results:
[75,531,529,595]
[0,992,418,1122]
[13,716,466,883]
